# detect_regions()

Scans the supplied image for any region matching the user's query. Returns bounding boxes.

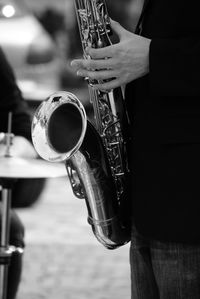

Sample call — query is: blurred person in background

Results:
[0,46,42,299]
[71,0,200,298]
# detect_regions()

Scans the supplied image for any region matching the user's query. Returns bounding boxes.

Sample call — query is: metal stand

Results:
[0,179,23,299]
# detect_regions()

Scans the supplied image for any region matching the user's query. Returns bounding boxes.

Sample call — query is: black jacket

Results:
[0,48,31,141]
[126,0,200,243]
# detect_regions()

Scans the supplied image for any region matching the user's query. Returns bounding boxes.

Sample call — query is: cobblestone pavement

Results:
[16,176,131,299]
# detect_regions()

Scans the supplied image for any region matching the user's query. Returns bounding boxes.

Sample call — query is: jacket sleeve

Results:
[0,48,31,141]
[149,37,200,96]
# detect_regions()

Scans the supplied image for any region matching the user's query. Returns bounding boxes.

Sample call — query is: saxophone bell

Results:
[31,91,87,163]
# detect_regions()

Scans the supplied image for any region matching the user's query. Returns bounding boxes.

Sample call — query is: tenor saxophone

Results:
[31,0,131,249]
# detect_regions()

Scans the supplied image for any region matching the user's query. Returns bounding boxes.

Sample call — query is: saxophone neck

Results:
[74,0,112,50]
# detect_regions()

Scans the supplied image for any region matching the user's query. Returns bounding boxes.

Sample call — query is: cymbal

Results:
[0,156,67,179]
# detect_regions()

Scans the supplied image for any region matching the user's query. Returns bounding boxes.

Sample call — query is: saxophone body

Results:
[31,0,131,249]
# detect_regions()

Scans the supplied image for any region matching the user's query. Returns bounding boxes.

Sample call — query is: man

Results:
[0,47,37,299]
[71,1,200,298]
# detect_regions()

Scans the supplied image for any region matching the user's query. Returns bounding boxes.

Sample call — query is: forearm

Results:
[0,136,37,158]
[0,112,31,141]
[12,112,32,141]
[10,136,37,158]
[0,91,32,141]
[0,47,32,140]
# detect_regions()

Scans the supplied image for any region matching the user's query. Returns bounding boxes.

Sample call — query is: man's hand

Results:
[0,136,37,159]
[71,20,151,91]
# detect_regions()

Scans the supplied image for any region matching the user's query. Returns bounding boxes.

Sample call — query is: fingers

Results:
[77,69,117,81]
[71,57,119,82]
[85,45,115,59]
[71,58,123,90]
[71,57,115,71]
[92,78,122,91]
[71,53,124,89]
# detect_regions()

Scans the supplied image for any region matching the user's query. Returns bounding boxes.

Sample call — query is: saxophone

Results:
[31,0,131,249]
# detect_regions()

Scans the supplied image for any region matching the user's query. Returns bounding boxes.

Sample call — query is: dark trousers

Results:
[130,225,200,299]
[0,178,44,298]
[0,210,24,299]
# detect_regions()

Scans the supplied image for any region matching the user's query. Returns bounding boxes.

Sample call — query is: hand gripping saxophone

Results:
[31,0,131,249]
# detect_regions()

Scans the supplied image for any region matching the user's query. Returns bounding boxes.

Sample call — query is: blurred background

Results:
[0,0,143,109]
[0,0,142,298]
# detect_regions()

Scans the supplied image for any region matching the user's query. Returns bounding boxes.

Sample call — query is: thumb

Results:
[110,19,130,40]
